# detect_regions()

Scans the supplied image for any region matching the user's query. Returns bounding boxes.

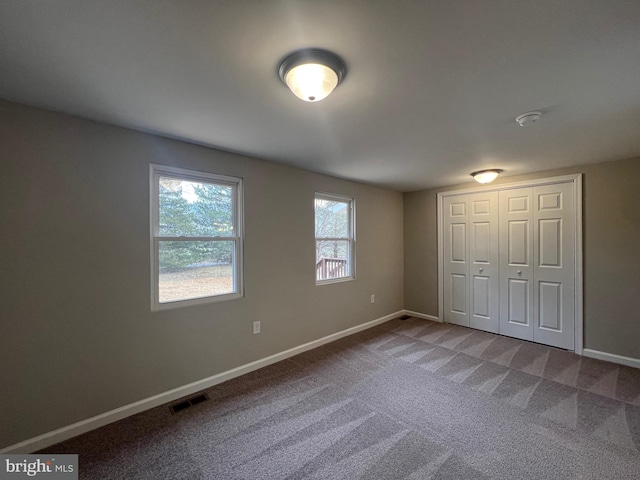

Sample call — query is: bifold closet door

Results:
[468,192,499,333]
[444,192,499,332]
[499,183,575,349]
[533,183,575,349]
[443,194,469,326]
[499,188,535,341]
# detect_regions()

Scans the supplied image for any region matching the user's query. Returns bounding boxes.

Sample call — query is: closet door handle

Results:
[517,270,522,275]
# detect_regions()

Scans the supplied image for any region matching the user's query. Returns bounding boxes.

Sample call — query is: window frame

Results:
[150,164,243,311]
[314,192,356,285]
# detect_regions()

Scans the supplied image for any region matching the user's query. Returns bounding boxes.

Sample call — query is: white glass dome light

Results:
[279,49,346,102]
[285,63,339,102]
[471,169,504,184]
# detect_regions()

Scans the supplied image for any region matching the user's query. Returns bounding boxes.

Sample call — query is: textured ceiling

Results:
[1,1,639,191]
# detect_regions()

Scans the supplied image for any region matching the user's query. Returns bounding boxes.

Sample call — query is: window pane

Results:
[316,240,350,281]
[315,198,349,238]
[159,176,233,236]
[159,241,234,303]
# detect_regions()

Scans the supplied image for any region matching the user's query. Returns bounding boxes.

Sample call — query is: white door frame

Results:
[437,174,583,354]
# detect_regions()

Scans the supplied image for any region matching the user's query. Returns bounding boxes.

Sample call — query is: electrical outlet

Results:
[370,294,375,304]
[253,321,261,334]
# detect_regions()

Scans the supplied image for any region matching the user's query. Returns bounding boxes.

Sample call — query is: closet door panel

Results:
[469,191,499,333]
[443,195,469,326]
[499,188,534,340]
[508,278,529,325]
[533,183,575,349]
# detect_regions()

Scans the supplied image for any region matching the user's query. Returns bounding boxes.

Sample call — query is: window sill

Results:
[315,276,354,286]
[152,291,243,311]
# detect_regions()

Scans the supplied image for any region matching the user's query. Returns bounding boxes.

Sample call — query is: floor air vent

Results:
[169,393,210,414]
[397,315,410,320]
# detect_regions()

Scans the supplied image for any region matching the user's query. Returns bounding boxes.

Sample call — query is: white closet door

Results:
[468,192,499,333]
[443,194,469,326]
[533,183,575,349]
[499,188,535,340]
[440,178,579,350]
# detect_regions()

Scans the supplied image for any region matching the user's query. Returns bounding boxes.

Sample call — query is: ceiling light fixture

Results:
[471,169,504,184]
[278,48,346,102]
[515,111,542,127]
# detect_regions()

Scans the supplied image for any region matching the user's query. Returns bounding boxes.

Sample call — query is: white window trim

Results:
[150,164,244,311]
[315,192,356,285]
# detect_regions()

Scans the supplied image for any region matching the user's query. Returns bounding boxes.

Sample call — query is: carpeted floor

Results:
[43,318,640,479]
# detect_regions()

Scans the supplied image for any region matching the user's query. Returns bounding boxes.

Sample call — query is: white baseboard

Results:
[402,310,441,322]
[582,348,640,369]
[1,310,403,454]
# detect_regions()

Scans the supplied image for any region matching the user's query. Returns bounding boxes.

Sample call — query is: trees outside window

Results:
[150,165,243,309]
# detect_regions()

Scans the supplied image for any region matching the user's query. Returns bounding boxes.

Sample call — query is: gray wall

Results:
[0,101,404,449]
[404,157,640,360]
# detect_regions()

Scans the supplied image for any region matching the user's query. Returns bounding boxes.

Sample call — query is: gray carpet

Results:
[42,318,640,479]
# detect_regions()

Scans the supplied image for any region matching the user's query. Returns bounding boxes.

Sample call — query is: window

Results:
[150,164,243,309]
[315,193,355,283]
